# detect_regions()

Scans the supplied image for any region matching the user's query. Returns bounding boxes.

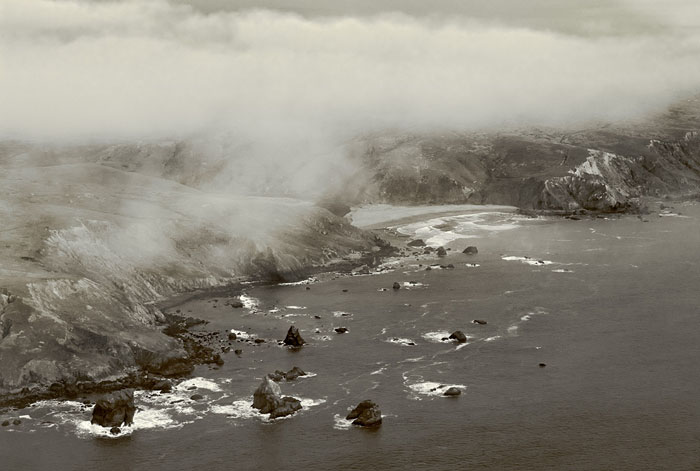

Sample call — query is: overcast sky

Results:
[1,0,699,142]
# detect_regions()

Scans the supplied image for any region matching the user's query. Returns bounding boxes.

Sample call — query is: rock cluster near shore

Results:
[252,377,303,419]
[91,389,136,428]
[346,400,382,427]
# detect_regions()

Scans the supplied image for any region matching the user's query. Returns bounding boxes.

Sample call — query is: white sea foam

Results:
[484,336,501,342]
[333,414,354,430]
[407,381,466,398]
[333,311,352,318]
[502,255,554,266]
[230,329,255,340]
[422,331,451,343]
[285,305,306,310]
[176,377,222,392]
[210,400,260,420]
[278,277,318,286]
[239,294,259,311]
[370,367,387,375]
[465,263,480,267]
[552,269,574,273]
[386,337,417,346]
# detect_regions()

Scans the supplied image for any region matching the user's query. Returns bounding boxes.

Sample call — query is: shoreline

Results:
[0,197,689,412]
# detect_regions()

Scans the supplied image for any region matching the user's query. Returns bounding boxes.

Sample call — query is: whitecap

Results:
[176,377,222,392]
[333,311,352,318]
[386,337,417,346]
[422,331,451,343]
[239,294,259,311]
[230,329,255,340]
[333,414,354,430]
[407,381,466,398]
[285,305,307,310]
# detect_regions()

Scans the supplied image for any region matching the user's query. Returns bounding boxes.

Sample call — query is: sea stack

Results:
[91,389,136,428]
[283,325,305,346]
[346,400,382,427]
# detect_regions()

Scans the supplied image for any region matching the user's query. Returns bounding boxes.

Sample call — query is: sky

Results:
[1,0,699,143]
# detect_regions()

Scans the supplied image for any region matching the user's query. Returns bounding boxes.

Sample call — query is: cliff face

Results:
[0,147,381,395]
[337,98,700,212]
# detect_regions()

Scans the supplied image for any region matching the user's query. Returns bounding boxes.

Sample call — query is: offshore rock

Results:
[283,326,305,347]
[346,400,382,427]
[252,377,302,418]
[91,389,135,428]
[463,246,478,254]
[443,387,462,396]
[436,247,447,257]
[449,331,467,343]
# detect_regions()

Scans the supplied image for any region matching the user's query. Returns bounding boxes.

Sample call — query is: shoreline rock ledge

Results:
[252,377,302,419]
[346,400,382,427]
[91,389,136,428]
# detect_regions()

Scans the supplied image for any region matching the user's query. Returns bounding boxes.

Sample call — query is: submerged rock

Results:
[285,366,307,381]
[472,319,487,325]
[407,239,426,247]
[252,377,302,418]
[436,247,447,257]
[335,327,348,334]
[462,246,478,255]
[1,420,9,426]
[392,282,401,290]
[91,389,135,428]
[228,332,237,341]
[283,326,305,347]
[346,400,382,427]
[448,331,467,343]
[443,387,461,396]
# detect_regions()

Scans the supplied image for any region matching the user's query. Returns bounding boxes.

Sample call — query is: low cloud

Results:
[2,0,700,188]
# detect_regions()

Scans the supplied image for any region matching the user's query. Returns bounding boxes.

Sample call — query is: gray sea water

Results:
[2,203,699,470]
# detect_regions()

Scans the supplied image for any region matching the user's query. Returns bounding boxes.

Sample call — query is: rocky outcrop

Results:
[463,246,478,254]
[449,331,467,343]
[283,326,305,347]
[252,377,302,419]
[346,400,382,427]
[267,366,306,381]
[443,387,461,396]
[91,389,136,428]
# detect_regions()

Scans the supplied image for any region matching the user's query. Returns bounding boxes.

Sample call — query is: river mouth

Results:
[3,201,699,470]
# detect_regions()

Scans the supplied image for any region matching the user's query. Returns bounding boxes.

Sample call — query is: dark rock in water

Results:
[283,326,305,347]
[462,246,478,254]
[110,426,121,435]
[305,286,311,290]
[407,239,426,247]
[346,400,382,427]
[392,282,401,290]
[313,315,322,319]
[436,247,447,257]
[190,394,204,401]
[153,380,172,393]
[254,338,265,344]
[424,247,435,253]
[443,387,461,396]
[1,420,9,427]
[539,363,547,368]
[285,366,306,381]
[12,418,21,425]
[252,377,303,418]
[213,353,225,365]
[270,397,303,419]
[335,327,348,334]
[446,264,455,269]
[228,332,237,341]
[472,319,487,325]
[230,300,244,308]
[342,289,348,293]
[268,370,286,382]
[234,349,243,355]
[91,389,136,428]
[425,266,432,271]
[449,331,467,343]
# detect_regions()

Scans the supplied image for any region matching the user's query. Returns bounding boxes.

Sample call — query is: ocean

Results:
[2,202,699,470]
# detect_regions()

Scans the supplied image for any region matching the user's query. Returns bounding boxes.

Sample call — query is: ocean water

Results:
[2,203,699,470]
